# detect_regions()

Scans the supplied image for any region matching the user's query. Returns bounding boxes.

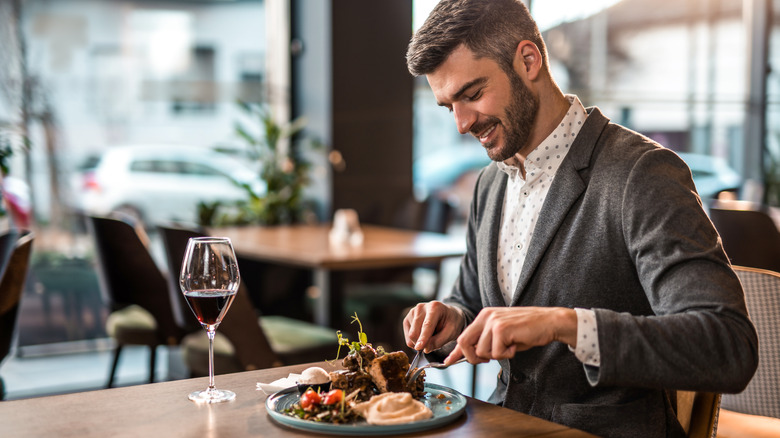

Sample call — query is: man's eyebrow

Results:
[437,77,488,107]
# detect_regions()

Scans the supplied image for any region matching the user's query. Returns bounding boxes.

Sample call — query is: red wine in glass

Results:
[183,289,237,327]
[180,237,240,403]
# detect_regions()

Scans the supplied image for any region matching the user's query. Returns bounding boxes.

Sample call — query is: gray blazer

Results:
[444,107,758,437]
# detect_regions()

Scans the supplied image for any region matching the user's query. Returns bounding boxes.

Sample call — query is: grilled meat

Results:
[368,351,410,393]
[334,345,426,400]
[342,344,377,372]
[329,369,376,401]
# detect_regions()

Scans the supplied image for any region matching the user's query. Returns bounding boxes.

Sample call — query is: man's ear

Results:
[513,40,542,81]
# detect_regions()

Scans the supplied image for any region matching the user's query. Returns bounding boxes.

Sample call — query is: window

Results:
[0,0,266,351]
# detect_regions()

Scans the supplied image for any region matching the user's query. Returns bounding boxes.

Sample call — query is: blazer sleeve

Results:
[592,147,758,393]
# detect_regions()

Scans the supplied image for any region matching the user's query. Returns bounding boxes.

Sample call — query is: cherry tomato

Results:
[322,389,344,405]
[299,388,321,409]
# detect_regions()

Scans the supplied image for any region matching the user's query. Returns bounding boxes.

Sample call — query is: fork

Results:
[407,357,468,385]
[405,350,422,380]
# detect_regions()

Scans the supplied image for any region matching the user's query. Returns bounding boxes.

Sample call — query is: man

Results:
[402,0,758,436]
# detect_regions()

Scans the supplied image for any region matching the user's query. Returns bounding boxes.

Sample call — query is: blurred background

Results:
[0,0,778,400]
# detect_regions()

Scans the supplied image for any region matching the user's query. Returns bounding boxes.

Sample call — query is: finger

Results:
[417,310,441,352]
[491,325,520,359]
[427,325,458,352]
[404,305,425,348]
[456,326,482,364]
[495,344,517,360]
[402,307,414,348]
[444,344,465,365]
[475,326,493,359]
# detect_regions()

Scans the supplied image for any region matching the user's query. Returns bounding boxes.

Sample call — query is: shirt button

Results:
[514,241,523,250]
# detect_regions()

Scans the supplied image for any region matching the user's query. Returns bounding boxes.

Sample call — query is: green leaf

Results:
[237,99,253,114]
[235,123,258,146]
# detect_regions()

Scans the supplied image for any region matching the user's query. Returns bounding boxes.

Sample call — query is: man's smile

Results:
[478,124,497,143]
[471,119,500,146]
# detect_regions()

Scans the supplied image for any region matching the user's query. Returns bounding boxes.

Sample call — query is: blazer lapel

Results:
[481,170,510,308]
[510,108,610,306]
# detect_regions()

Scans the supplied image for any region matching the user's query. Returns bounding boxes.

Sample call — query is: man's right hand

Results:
[403,301,465,353]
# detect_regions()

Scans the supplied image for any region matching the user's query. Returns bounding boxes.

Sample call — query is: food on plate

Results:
[299,366,330,385]
[296,366,332,394]
[299,388,321,409]
[283,314,428,425]
[369,351,416,394]
[351,392,433,425]
[330,344,426,401]
[328,367,376,402]
[285,388,359,424]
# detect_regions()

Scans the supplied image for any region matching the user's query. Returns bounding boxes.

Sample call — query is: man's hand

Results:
[444,307,578,365]
[403,301,465,353]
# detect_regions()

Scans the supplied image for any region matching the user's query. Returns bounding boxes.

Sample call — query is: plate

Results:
[265,383,467,436]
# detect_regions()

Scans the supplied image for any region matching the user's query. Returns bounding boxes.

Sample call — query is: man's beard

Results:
[472,70,539,162]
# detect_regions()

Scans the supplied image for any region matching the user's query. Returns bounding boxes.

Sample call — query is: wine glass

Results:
[180,237,240,403]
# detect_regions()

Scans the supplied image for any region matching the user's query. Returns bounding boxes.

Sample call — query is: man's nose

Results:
[453,104,475,135]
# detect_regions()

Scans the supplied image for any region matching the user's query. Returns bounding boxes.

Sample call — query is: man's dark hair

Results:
[406,0,547,77]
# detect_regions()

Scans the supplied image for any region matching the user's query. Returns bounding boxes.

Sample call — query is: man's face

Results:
[427,45,539,162]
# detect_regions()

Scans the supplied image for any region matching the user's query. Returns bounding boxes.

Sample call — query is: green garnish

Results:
[329,313,370,364]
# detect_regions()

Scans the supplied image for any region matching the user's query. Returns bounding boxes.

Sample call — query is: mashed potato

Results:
[352,392,433,425]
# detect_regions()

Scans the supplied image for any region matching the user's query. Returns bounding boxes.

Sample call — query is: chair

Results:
[675,390,721,438]
[713,266,780,436]
[0,231,33,400]
[708,200,780,272]
[720,267,780,418]
[87,215,185,387]
[158,225,339,376]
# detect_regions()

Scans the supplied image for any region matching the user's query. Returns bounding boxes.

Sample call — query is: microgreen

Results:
[329,312,370,364]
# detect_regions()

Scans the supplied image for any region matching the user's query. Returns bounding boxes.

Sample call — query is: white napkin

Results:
[256,373,301,394]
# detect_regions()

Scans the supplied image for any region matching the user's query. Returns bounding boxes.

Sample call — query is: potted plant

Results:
[198,101,323,226]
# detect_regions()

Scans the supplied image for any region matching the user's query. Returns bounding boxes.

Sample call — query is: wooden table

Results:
[1,362,595,437]
[210,224,466,326]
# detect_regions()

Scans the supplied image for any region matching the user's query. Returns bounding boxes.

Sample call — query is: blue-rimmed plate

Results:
[265,383,467,435]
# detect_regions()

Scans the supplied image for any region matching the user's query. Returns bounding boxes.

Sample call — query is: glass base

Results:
[188,388,236,404]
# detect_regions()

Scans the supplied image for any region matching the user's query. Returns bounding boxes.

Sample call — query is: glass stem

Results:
[207,326,216,391]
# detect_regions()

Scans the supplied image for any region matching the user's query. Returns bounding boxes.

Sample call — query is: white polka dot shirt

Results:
[496,95,600,367]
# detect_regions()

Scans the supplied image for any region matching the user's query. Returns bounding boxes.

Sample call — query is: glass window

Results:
[0,0,265,353]
[179,161,224,177]
[129,159,157,173]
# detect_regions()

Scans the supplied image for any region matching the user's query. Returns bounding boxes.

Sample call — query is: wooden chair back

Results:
[709,200,780,272]
[158,225,280,370]
[676,390,721,438]
[0,231,33,362]
[87,215,182,344]
[0,230,19,283]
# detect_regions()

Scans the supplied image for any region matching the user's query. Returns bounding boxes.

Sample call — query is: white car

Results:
[76,145,264,226]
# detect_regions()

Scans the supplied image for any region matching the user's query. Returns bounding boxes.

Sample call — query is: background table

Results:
[2,361,596,437]
[210,224,466,326]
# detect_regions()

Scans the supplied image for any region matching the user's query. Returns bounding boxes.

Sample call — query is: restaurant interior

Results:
[1,0,780,436]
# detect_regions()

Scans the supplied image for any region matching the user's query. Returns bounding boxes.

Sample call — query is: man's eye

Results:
[466,90,482,101]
